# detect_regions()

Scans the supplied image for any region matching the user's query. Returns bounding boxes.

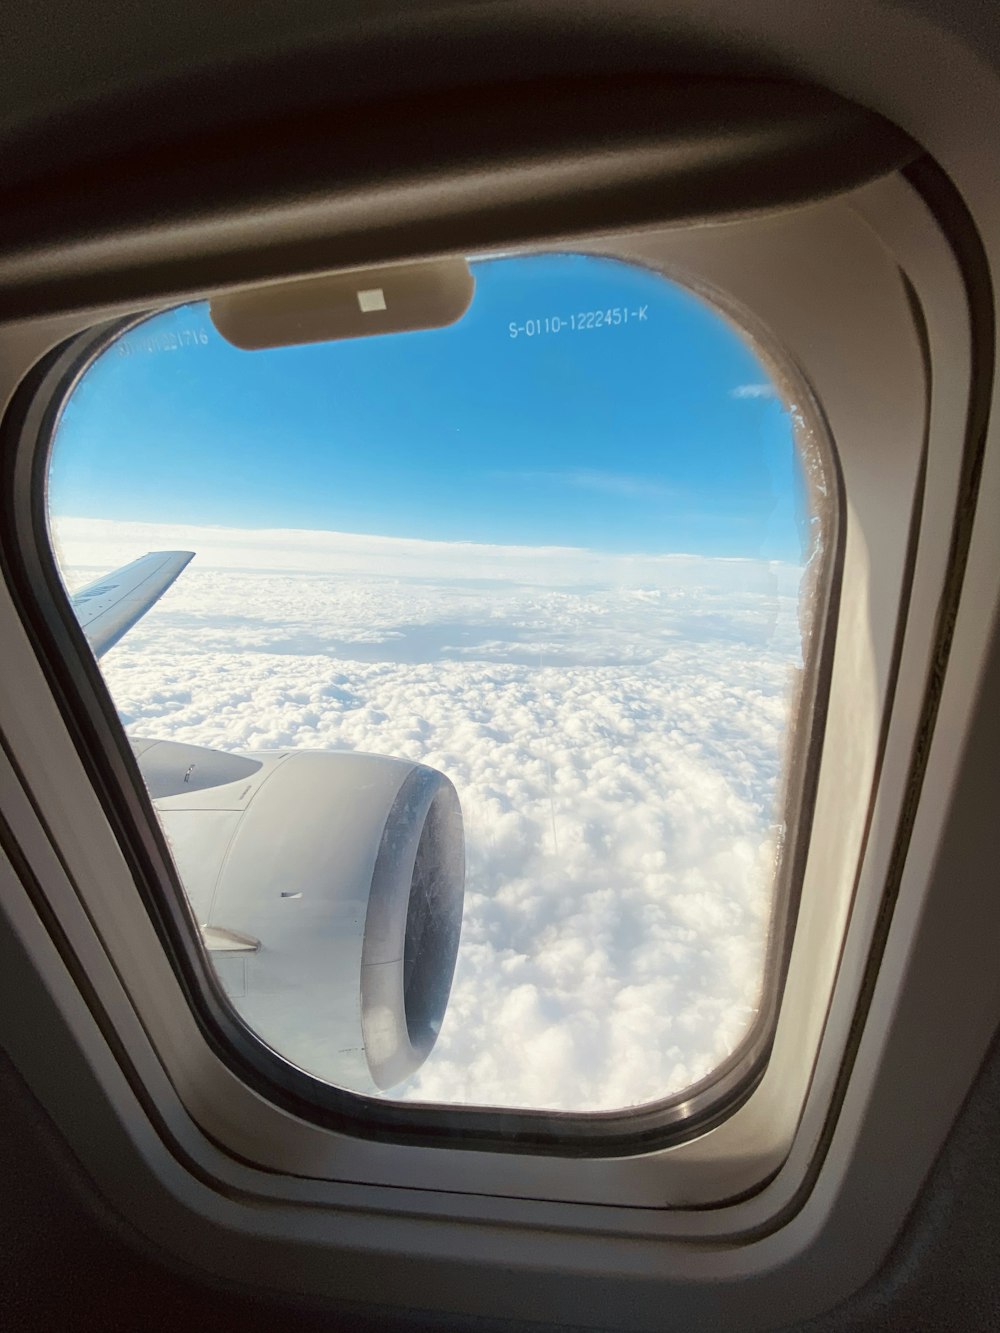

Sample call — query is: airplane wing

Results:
[71,550,194,659]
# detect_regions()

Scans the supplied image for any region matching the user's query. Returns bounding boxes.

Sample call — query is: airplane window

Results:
[46,252,830,1114]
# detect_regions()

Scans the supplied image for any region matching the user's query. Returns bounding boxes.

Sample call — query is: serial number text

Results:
[508,306,649,338]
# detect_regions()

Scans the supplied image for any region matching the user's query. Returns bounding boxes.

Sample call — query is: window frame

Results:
[30,250,839,1152]
[0,151,990,1258]
[0,163,960,1210]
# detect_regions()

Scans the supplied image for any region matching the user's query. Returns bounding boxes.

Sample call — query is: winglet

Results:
[71,550,194,658]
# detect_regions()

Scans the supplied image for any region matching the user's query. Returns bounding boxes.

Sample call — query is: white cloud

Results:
[58,517,805,1112]
[52,515,802,595]
[730,383,777,400]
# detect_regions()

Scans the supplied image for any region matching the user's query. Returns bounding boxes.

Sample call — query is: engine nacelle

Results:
[133,739,465,1093]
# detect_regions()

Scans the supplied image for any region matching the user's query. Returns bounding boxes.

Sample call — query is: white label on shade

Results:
[357,288,387,313]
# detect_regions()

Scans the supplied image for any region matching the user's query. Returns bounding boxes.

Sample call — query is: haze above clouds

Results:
[55,516,805,1112]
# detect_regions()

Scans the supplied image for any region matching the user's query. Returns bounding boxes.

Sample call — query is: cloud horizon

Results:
[52,515,803,597]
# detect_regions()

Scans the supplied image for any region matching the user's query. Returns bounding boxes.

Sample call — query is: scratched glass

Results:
[47,253,828,1112]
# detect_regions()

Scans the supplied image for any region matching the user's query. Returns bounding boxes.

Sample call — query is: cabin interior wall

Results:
[0,1027,998,1331]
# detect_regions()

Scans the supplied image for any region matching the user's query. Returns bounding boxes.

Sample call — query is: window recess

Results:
[44,249,830,1129]
[0,155,967,1219]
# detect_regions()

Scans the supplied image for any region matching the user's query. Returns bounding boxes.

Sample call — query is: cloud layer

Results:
[56,517,804,1112]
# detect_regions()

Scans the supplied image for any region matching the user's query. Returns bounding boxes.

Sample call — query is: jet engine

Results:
[132,739,465,1093]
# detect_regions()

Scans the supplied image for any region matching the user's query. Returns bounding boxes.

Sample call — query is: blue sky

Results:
[49,253,807,561]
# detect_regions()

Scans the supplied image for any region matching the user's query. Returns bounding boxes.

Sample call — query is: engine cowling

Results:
[133,739,465,1093]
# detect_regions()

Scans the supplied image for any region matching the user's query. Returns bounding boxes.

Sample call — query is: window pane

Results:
[47,253,826,1113]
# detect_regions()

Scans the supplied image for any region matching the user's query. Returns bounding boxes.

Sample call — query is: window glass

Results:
[47,253,825,1112]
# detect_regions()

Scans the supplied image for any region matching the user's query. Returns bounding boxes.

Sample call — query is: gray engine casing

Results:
[134,740,465,1093]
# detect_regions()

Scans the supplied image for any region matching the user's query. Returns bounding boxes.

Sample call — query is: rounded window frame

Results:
[12,245,841,1157]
